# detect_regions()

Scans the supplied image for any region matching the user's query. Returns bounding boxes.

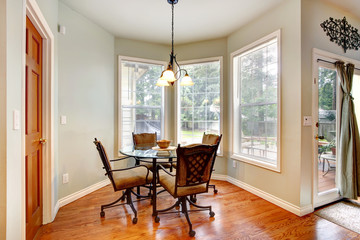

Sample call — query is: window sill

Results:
[231,153,280,172]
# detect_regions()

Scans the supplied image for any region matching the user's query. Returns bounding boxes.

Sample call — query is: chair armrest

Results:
[110,156,132,162]
[110,164,149,172]
[157,164,176,177]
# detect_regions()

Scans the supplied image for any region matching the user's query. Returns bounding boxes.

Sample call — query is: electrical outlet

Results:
[63,173,69,184]
[233,160,237,168]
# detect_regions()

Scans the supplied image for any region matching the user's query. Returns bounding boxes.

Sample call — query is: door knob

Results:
[39,138,47,144]
[315,135,324,140]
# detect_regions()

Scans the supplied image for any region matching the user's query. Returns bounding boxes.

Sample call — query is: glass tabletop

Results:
[119,146,177,159]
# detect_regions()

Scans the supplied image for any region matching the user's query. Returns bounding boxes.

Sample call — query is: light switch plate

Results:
[60,115,67,125]
[303,116,312,126]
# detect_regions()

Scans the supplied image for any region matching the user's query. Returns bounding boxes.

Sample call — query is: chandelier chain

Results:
[171,2,174,55]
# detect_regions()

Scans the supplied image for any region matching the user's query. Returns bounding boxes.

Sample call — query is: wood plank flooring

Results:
[36,180,359,240]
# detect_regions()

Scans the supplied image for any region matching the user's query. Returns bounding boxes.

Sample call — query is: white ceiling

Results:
[60,0,360,45]
[59,0,286,45]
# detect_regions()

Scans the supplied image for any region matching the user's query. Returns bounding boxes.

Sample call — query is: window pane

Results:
[120,59,164,147]
[179,60,221,145]
[240,104,277,162]
[233,35,279,167]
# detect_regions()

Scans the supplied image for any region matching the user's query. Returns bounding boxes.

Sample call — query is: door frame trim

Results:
[311,48,360,208]
[25,0,55,228]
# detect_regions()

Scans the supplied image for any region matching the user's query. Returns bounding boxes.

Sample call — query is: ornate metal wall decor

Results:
[320,17,360,53]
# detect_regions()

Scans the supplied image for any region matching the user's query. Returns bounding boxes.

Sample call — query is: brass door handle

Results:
[315,135,324,140]
[39,138,47,144]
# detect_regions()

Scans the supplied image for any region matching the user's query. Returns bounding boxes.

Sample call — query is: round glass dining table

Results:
[119,146,176,216]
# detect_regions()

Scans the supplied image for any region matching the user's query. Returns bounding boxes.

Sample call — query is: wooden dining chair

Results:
[132,132,172,171]
[155,143,219,237]
[93,138,152,224]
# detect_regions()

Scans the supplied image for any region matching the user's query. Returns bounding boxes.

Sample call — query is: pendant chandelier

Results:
[156,0,194,87]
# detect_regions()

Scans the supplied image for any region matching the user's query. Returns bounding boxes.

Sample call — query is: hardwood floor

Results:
[37,180,359,240]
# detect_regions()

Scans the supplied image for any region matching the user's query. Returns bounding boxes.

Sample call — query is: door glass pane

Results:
[318,67,337,193]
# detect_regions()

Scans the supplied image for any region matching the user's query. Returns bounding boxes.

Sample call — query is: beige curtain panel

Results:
[335,61,360,199]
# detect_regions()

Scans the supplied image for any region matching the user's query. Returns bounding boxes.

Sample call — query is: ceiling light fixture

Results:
[156,0,194,87]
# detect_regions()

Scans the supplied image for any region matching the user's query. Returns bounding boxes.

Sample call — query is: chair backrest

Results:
[132,132,157,150]
[175,144,218,190]
[93,138,116,190]
[202,132,222,145]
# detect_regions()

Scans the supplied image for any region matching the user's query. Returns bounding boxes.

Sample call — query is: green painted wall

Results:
[58,2,115,199]
[0,0,6,238]
[6,0,25,238]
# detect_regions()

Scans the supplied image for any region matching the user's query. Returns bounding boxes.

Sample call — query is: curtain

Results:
[336,61,360,199]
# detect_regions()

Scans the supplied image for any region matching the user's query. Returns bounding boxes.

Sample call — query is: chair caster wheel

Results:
[132,217,138,224]
[189,230,196,237]
[100,211,105,217]
[210,211,215,217]
[155,216,160,223]
[214,189,218,194]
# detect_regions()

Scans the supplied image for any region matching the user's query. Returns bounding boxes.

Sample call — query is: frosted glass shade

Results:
[180,74,194,86]
[156,78,170,86]
[162,69,176,82]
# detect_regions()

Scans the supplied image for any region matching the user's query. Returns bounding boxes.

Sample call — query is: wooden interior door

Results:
[26,16,43,240]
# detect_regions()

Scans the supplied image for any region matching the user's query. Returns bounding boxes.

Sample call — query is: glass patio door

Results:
[313,60,341,208]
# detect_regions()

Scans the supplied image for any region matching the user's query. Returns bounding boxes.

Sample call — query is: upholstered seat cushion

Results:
[112,167,153,190]
[158,170,207,197]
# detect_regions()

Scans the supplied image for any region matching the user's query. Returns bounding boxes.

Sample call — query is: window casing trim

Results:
[175,56,224,156]
[230,29,281,172]
[117,55,167,155]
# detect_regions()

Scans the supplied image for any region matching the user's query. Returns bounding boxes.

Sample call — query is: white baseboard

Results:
[226,176,313,216]
[211,173,228,181]
[57,179,110,209]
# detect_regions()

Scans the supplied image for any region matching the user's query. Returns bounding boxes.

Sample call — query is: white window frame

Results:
[175,56,224,155]
[117,56,167,153]
[231,30,281,172]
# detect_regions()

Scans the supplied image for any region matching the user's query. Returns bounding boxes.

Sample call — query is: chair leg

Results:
[187,196,215,217]
[126,189,138,224]
[154,199,181,223]
[181,197,196,237]
[100,190,127,217]
[209,184,218,194]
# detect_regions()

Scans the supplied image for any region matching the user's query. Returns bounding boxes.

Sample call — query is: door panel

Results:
[26,16,43,240]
